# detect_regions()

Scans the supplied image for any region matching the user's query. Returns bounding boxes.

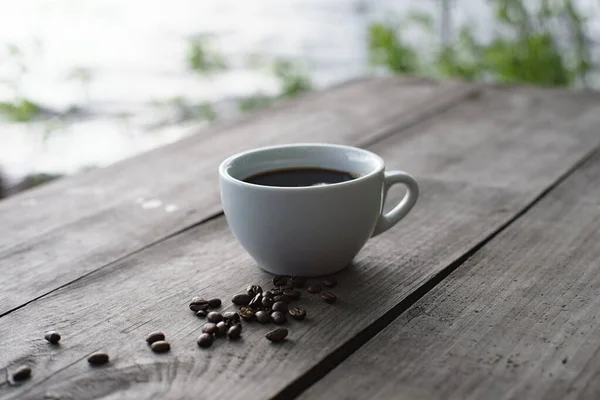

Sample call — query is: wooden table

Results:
[1,77,600,400]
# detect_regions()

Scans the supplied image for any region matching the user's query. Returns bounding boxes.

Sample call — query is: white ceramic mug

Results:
[218,143,419,276]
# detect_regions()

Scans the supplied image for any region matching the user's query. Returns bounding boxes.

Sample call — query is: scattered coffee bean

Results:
[223,311,240,324]
[273,276,288,287]
[44,330,61,345]
[207,312,223,323]
[283,289,301,299]
[273,294,291,304]
[145,331,165,345]
[150,340,171,353]
[289,307,307,321]
[232,293,252,306]
[227,324,242,339]
[202,323,218,335]
[265,328,288,342]
[268,287,283,297]
[271,311,287,325]
[189,297,209,312]
[323,278,337,288]
[12,366,31,382]
[88,352,109,366]
[238,306,255,321]
[261,296,274,309]
[255,310,271,324]
[246,284,263,296]
[290,276,306,288]
[216,321,228,336]
[208,298,222,308]
[307,285,322,294]
[272,301,289,313]
[321,291,337,304]
[249,293,263,309]
[197,333,213,348]
[196,310,207,318]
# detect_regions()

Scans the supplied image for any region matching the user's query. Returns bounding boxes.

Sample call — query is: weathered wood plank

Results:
[301,146,600,400]
[0,78,476,316]
[1,86,600,399]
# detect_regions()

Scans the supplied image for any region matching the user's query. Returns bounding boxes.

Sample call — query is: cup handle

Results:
[371,171,419,237]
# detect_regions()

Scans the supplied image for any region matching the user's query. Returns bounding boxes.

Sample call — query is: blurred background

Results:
[1,0,598,198]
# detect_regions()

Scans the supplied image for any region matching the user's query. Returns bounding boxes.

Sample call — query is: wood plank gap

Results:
[270,142,600,400]
[0,210,224,319]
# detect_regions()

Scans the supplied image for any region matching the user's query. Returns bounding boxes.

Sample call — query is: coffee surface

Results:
[244,167,358,187]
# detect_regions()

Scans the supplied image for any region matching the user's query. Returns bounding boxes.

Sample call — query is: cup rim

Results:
[218,143,385,191]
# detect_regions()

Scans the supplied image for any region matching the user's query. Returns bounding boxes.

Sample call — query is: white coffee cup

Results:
[218,143,418,277]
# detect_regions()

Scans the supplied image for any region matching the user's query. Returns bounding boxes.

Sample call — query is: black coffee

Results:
[244,167,358,187]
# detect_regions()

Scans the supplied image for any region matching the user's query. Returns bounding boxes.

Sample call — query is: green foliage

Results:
[272,59,313,97]
[197,102,216,122]
[238,58,313,113]
[0,99,42,122]
[369,0,594,89]
[368,22,419,74]
[437,26,484,80]
[238,94,275,113]
[187,38,228,74]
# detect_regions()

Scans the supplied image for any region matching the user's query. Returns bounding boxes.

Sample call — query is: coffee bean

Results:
[289,307,307,321]
[273,276,288,287]
[265,328,288,342]
[208,298,222,308]
[189,297,209,312]
[224,311,240,322]
[88,352,109,366]
[44,330,61,345]
[145,331,165,345]
[271,311,287,325]
[150,340,171,353]
[190,303,209,312]
[246,284,263,296]
[232,293,252,306]
[291,276,306,288]
[249,293,263,309]
[255,310,271,323]
[261,296,274,309]
[273,294,291,304]
[196,310,207,318]
[197,333,213,348]
[307,285,322,294]
[216,321,228,336]
[268,288,283,297]
[207,312,223,323]
[283,289,301,299]
[238,306,255,321]
[227,324,242,339]
[323,278,337,288]
[223,311,240,324]
[202,323,218,335]
[12,366,31,381]
[282,284,295,291]
[321,291,337,304]
[272,301,289,313]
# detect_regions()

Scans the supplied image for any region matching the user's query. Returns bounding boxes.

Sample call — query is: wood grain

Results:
[300,144,600,400]
[1,86,600,399]
[0,77,476,316]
